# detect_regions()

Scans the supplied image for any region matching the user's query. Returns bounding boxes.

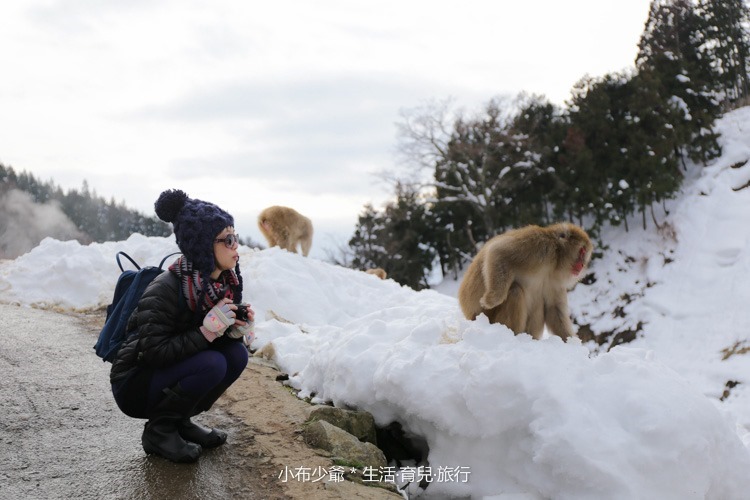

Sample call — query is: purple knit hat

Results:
[154,189,235,276]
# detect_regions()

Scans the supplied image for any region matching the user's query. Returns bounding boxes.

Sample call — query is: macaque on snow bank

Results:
[258,206,313,256]
[458,222,593,341]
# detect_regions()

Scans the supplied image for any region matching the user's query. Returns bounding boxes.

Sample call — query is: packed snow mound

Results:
[246,249,750,499]
[0,233,179,310]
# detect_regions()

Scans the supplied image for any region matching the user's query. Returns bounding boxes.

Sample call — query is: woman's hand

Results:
[200,298,235,341]
[226,303,255,343]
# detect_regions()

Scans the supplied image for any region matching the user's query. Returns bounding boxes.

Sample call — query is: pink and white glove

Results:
[200,300,235,342]
[227,320,255,345]
[226,303,255,345]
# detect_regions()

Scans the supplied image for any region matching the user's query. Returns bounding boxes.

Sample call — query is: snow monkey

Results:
[458,222,593,341]
[365,268,388,280]
[257,205,313,256]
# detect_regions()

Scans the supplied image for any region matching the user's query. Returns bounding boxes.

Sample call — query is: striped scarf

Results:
[168,255,240,315]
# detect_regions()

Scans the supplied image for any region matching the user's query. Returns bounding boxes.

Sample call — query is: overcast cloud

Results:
[0,0,651,257]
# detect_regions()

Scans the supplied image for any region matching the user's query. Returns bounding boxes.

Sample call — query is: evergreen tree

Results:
[564,70,684,231]
[433,98,560,241]
[508,94,567,226]
[379,186,436,290]
[624,70,684,229]
[695,0,750,104]
[428,200,477,280]
[349,203,388,272]
[348,186,436,290]
[0,163,12,184]
[636,0,722,163]
[561,74,625,230]
[555,122,599,226]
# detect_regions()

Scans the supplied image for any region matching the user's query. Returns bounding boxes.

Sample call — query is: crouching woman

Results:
[110,188,254,463]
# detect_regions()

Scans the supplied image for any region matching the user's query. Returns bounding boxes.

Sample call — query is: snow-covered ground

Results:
[4,108,750,498]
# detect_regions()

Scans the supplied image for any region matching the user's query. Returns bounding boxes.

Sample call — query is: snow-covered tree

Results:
[695,0,750,104]
[636,0,722,163]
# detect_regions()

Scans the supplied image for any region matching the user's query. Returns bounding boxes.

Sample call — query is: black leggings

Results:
[113,341,248,418]
[147,340,248,413]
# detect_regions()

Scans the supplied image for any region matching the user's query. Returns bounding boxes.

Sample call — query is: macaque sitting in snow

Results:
[458,222,593,341]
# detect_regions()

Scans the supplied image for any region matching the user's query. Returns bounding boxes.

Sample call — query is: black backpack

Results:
[94,251,179,362]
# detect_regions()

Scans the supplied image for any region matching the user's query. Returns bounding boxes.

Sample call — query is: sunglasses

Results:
[215,233,240,248]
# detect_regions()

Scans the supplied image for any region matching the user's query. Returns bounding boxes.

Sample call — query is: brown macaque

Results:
[365,268,388,280]
[458,222,593,341]
[258,206,313,256]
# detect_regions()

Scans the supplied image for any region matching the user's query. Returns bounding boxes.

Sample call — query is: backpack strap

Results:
[157,252,186,311]
[116,251,181,273]
[158,252,182,270]
[116,252,140,273]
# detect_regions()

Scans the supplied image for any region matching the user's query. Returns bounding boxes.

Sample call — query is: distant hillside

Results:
[0,163,170,258]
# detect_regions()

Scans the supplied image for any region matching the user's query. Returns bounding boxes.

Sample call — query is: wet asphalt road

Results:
[0,303,286,500]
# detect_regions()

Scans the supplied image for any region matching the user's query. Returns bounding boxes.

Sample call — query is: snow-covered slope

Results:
[569,106,750,439]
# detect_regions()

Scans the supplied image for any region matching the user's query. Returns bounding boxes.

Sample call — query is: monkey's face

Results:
[567,240,593,289]
[554,223,592,286]
[572,246,588,276]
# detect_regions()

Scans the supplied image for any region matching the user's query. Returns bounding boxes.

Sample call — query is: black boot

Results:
[192,384,226,414]
[142,385,202,463]
[175,384,229,448]
[177,418,227,448]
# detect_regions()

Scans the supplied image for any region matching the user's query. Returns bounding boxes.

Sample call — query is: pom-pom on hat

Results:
[154,189,235,276]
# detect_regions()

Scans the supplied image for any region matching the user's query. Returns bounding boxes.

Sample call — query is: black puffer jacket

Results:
[110,270,236,384]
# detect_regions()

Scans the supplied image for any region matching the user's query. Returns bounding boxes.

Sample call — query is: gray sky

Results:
[0,0,651,257]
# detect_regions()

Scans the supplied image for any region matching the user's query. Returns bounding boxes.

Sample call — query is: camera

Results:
[235,304,249,322]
